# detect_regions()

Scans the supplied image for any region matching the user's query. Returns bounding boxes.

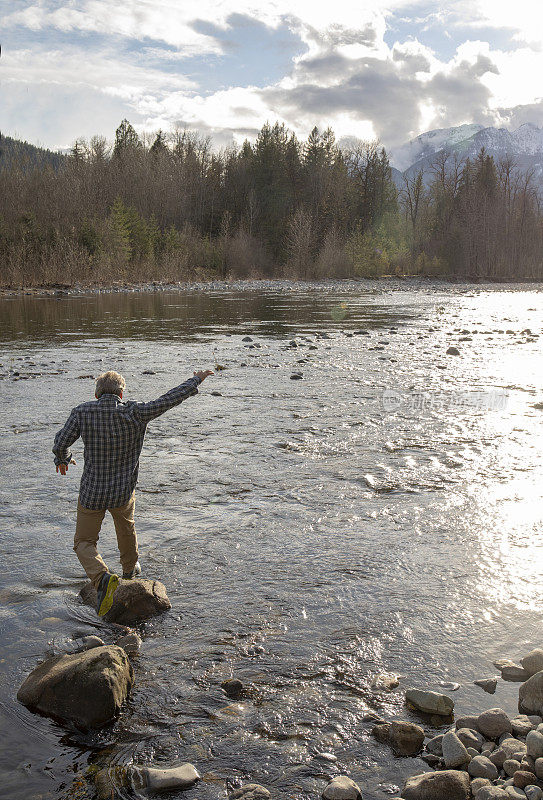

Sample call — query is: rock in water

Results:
[17,645,133,729]
[79,578,171,624]
[231,785,271,799]
[522,651,543,677]
[372,721,424,756]
[474,678,498,694]
[134,764,200,793]
[520,672,543,716]
[405,688,454,716]
[322,775,362,799]
[222,678,244,699]
[402,770,470,800]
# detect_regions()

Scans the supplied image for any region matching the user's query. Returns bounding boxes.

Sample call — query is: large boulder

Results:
[401,769,470,800]
[79,578,171,624]
[521,651,543,677]
[17,645,133,729]
[405,688,454,716]
[520,672,543,716]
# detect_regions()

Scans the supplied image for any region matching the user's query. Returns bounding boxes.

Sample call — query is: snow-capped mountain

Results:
[389,123,543,184]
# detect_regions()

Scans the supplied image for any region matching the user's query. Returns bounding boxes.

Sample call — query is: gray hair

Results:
[95,370,126,398]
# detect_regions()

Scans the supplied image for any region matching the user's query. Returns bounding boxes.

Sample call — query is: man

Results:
[53,369,213,616]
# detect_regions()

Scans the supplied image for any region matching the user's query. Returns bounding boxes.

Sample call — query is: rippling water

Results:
[1,282,543,799]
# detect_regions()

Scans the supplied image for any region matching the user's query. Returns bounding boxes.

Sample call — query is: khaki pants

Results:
[74,493,138,588]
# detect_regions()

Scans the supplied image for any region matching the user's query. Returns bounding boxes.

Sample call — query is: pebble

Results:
[442,731,471,767]
[221,678,244,699]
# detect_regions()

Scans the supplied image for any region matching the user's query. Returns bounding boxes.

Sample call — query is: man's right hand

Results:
[194,370,214,382]
[56,458,76,475]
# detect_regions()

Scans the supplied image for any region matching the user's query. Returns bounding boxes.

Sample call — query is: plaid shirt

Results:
[53,376,201,509]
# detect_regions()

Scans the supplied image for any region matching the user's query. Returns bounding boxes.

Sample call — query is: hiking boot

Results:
[96,572,119,616]
[122,560,141,580]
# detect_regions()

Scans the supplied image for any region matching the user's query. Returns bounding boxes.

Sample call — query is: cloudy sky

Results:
[2,0,543,154]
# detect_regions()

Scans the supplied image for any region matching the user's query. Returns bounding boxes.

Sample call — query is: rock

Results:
[520,672,543,716]
[502,665,531,682]
[446,346,460,355]
[526,731,543,759]
[471,778,491,795]
[529,716,543,725]
[534,757,543,779]
[421,754,442,767]
[373,721,424,756]
[521,652,543,677]
[467,747,480,757]
[79,578,171,624]
[290,373,303,380]
[17,645,133,729]
[115,632,142,655]
[504,759,522,776]
[425,734,444,755]
[402,770,470,800]
[474,789,509,800]
[482,742,497,755]
[80,635,105,650]
[134,764,200,793]
[457,727,483,751]
[525,787,543,800]
[475,678,498,694]
[514,772,537,790]
[222,678,244,699]
[242,336,253,342]
[491,740,527,768]
[477,709,512,739]
[505,789,527,799]
[469,756,499,779]
[231,786,271,799]
[405,688,454,716]
[322,775,362,799]
[512,716,535,737]
[371,672,400,691]
[390,721,425,756]
[456,715,480,730]
[442,731,471,767]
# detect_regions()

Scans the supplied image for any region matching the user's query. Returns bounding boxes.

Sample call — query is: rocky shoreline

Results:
[16,575,543,799]
[2,275,543,300]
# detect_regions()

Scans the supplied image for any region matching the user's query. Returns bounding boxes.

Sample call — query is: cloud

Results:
[2,0,543,152]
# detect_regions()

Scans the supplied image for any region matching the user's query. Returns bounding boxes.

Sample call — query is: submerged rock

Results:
[405,688,454,716]
[232,784,271,799]
[322,775,362,799]
[79,578,171,624]
[17,645,133,729]
[115,632,142,655]
[221,678,244,699]
[402,769,470,800]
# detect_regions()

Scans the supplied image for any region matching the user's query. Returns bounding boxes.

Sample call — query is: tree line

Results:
[0,119,542,287]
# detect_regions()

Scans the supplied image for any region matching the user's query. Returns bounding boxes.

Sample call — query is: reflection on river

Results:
[1,282,543,799]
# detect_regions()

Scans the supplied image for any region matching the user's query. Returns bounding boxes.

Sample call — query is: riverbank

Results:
[2,275,543,299]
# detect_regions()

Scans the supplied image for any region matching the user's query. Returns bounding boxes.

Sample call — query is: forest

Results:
[1,119,542,287]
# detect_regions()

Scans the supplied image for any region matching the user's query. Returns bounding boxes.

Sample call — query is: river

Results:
[1,280,543,799]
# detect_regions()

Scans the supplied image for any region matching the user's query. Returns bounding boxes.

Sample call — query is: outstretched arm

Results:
[53,409,80,474]
[134,370,213,424]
